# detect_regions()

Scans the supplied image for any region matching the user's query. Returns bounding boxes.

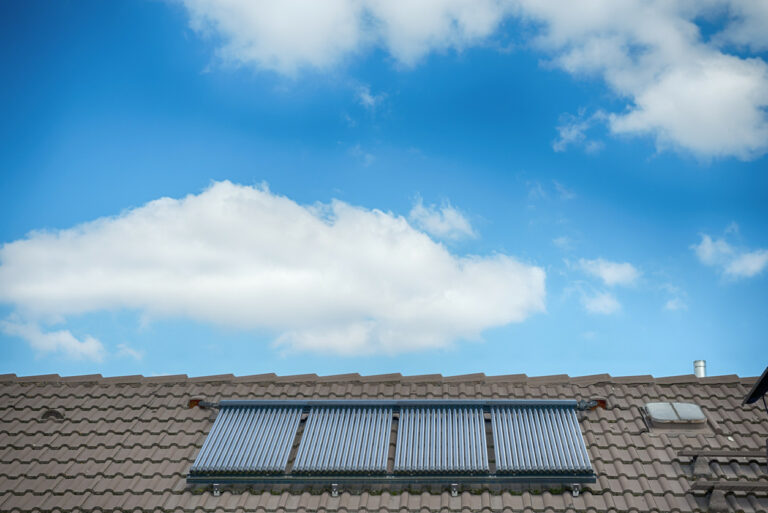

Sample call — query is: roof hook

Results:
[189,398,218,409]
[576,399,607,411]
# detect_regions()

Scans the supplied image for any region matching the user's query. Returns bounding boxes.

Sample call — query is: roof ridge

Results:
[0,371,756,385]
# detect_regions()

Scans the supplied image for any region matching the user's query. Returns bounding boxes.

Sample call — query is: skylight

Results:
[645,402,707,425]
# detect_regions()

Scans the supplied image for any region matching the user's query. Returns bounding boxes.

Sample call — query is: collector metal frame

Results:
[186,473,596,486]
[216,399,581,411]
[187,399,597,488]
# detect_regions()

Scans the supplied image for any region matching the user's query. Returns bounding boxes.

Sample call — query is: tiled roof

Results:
[1,371,766,512]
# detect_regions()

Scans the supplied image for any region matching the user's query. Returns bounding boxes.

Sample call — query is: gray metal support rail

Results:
[216,399,580,413]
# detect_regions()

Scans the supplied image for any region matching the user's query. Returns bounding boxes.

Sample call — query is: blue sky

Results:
[1,0,767,380]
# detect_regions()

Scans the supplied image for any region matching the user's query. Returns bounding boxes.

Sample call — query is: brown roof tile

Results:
[484,373,528,383]
[610,374,655,384]
[274,373,318,383]
[16,374,61,382]
[570,373,612,385]
[316,373,361,382]
[188,374,236,383]
[527,374,571,384]
[400,373,443,383]
[60,374,103,383]
[443,372,486,382]
[699,374,742,384]
[655,374,698,384]
[100,374,145,384]
[233,373,278,382]
[359,373,403,383]
[144,374,189,383]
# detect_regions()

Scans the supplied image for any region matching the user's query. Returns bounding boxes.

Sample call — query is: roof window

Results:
[645,401,706,425]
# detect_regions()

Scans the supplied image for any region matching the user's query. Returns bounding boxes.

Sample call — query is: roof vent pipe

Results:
[694,360,706,378]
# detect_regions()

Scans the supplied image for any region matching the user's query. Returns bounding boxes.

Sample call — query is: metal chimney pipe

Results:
[694,360,706,378]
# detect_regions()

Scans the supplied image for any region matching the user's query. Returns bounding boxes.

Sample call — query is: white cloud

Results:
[725,249,768,278]
[348,144,376,166]
[527,181,547,201]
[0,181,545,355]
[181,0,768,159]
[660,283,687,312]
[552,180,576,199]
[578,258,640,286]
[714,0,768,51]
[581,290,620,315]
[357,84,386,111]
[409,197,476,240]
[182,0,512,74]
[552,114,589,153]
[664,297,687,311]
[584,140,605,154]
[527,180,576,202]
[692,232,768,279]
[182,0,366,75]
[0,320,105,362]
[606,52,768,159]
[367,0,513,66]
[552,110,605,154]
[692,234,733,265]
[516,1,768,160]
[116,343,145,361]
[552,236,572,250]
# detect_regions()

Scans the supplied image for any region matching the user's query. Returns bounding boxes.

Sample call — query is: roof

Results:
[1,371,766,512]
